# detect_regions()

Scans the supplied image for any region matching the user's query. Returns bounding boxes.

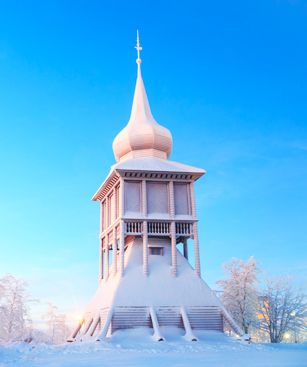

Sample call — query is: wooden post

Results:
[180,307,197,341]
[105,237,109,279]
[143,221,148,276]
[190,183,201,277]
[100,200,104,234]
[119,178,125,277]
[142,180,147,216]
[99,238,104,281]
[142,180,148,276]
[170,222,177,276]
[183,238,188,260]
[169,181,175,219]
[149,307,164,341]
[113,227,117,274]
[119,177,124,217]
[98,307,114,340]
[67,319,84,341]
[193,222,201,276]
[119,220,125,277]
[99,200,104,282]
[169,181,177,276]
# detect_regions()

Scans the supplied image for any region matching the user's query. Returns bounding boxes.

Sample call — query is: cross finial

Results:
[135,29,142,65]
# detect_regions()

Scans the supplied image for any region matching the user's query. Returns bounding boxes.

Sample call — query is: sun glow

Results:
[283,332,290,340]
[75,314,84,322]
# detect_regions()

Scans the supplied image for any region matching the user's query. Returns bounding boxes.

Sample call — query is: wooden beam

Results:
[190,183,201,277]
[170,222,177,277]
[169,181,177,276]
[180,307,197,341]
[119,220,125,277]
[105,237,109,279]
[149,307,164,341]
[99,238,104,281]
[113,227,117,274]
[183,238,188,260]
[119,178,125,277]
[143,221,148,276]
[97,307,114,340]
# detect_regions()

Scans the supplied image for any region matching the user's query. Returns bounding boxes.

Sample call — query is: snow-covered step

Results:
[156,307,184,328]
[187,306,223,331]
[111,307,152,332]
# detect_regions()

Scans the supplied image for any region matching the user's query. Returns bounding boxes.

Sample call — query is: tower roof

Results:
[112,32,173,162]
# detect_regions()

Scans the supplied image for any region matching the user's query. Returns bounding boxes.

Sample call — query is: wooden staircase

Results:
[156,306,184,328]
[76,305,242,340]
[111,306,152,332]
[187,306,223,331]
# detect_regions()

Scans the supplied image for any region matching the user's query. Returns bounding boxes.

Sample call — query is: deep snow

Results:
[0,329,306,367]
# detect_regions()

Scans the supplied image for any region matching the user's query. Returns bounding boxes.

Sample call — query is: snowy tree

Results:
[0,274,30,343]
[217,257,258,335]
[0,280,6,338]
[258,277,307,343]
[44,303,70,344]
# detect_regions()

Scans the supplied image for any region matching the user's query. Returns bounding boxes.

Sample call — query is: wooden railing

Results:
[175,222,193,236]
[125,220,193,237]
[125,221,143,234]
[147,222,170,235]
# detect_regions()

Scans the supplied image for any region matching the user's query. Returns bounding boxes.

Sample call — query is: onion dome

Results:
[112,32,173,162]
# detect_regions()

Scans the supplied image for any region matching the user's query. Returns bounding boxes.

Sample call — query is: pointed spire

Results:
[112,32,172,162]
[129,30,153,124]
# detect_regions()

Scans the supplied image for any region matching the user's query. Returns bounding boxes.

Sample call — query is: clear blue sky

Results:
[0,0,306,319]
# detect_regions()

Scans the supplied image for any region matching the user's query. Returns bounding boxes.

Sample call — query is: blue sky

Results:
[0,0,306,319]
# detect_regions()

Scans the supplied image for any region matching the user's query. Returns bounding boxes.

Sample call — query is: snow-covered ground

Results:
[1,329,306,367]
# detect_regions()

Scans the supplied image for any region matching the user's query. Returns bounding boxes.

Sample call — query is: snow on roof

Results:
[114,157,205,175]
[92,157,205,201]
[86,238,218,312]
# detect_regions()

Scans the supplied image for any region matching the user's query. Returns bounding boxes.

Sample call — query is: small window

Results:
[149,247,163,256]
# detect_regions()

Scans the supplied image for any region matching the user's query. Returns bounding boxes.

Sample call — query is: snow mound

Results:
[1,330,307,367]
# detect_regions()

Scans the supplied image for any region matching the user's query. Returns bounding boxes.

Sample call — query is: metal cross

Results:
[135,29,142,63]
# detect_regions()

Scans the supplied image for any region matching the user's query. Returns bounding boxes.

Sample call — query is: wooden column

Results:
[119,178,125,277]
[99,238,104,281]
[142,180,148,276]
[169,181,177,276]
[190,183,201,277]
[105,236,110,279]
[183,238,188,260]
[113,227,117,274]
[100,200,104,234]
[192,222,201,276]
[119,220,125,277]
[99,201,104,282]
[143,221,148,276]
[170,222,177,276]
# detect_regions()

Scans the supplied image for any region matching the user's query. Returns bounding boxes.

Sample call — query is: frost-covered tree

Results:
[0,274,30,342]
[44,303,69,344]
[258,277,307,343]
[0,280,6,338]
[217,257,258,334]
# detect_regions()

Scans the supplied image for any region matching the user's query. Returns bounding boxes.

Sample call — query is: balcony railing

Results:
[125,221,143,234]
[125,220,193,237]
[175,222,193,236]
[148,222,170,235]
